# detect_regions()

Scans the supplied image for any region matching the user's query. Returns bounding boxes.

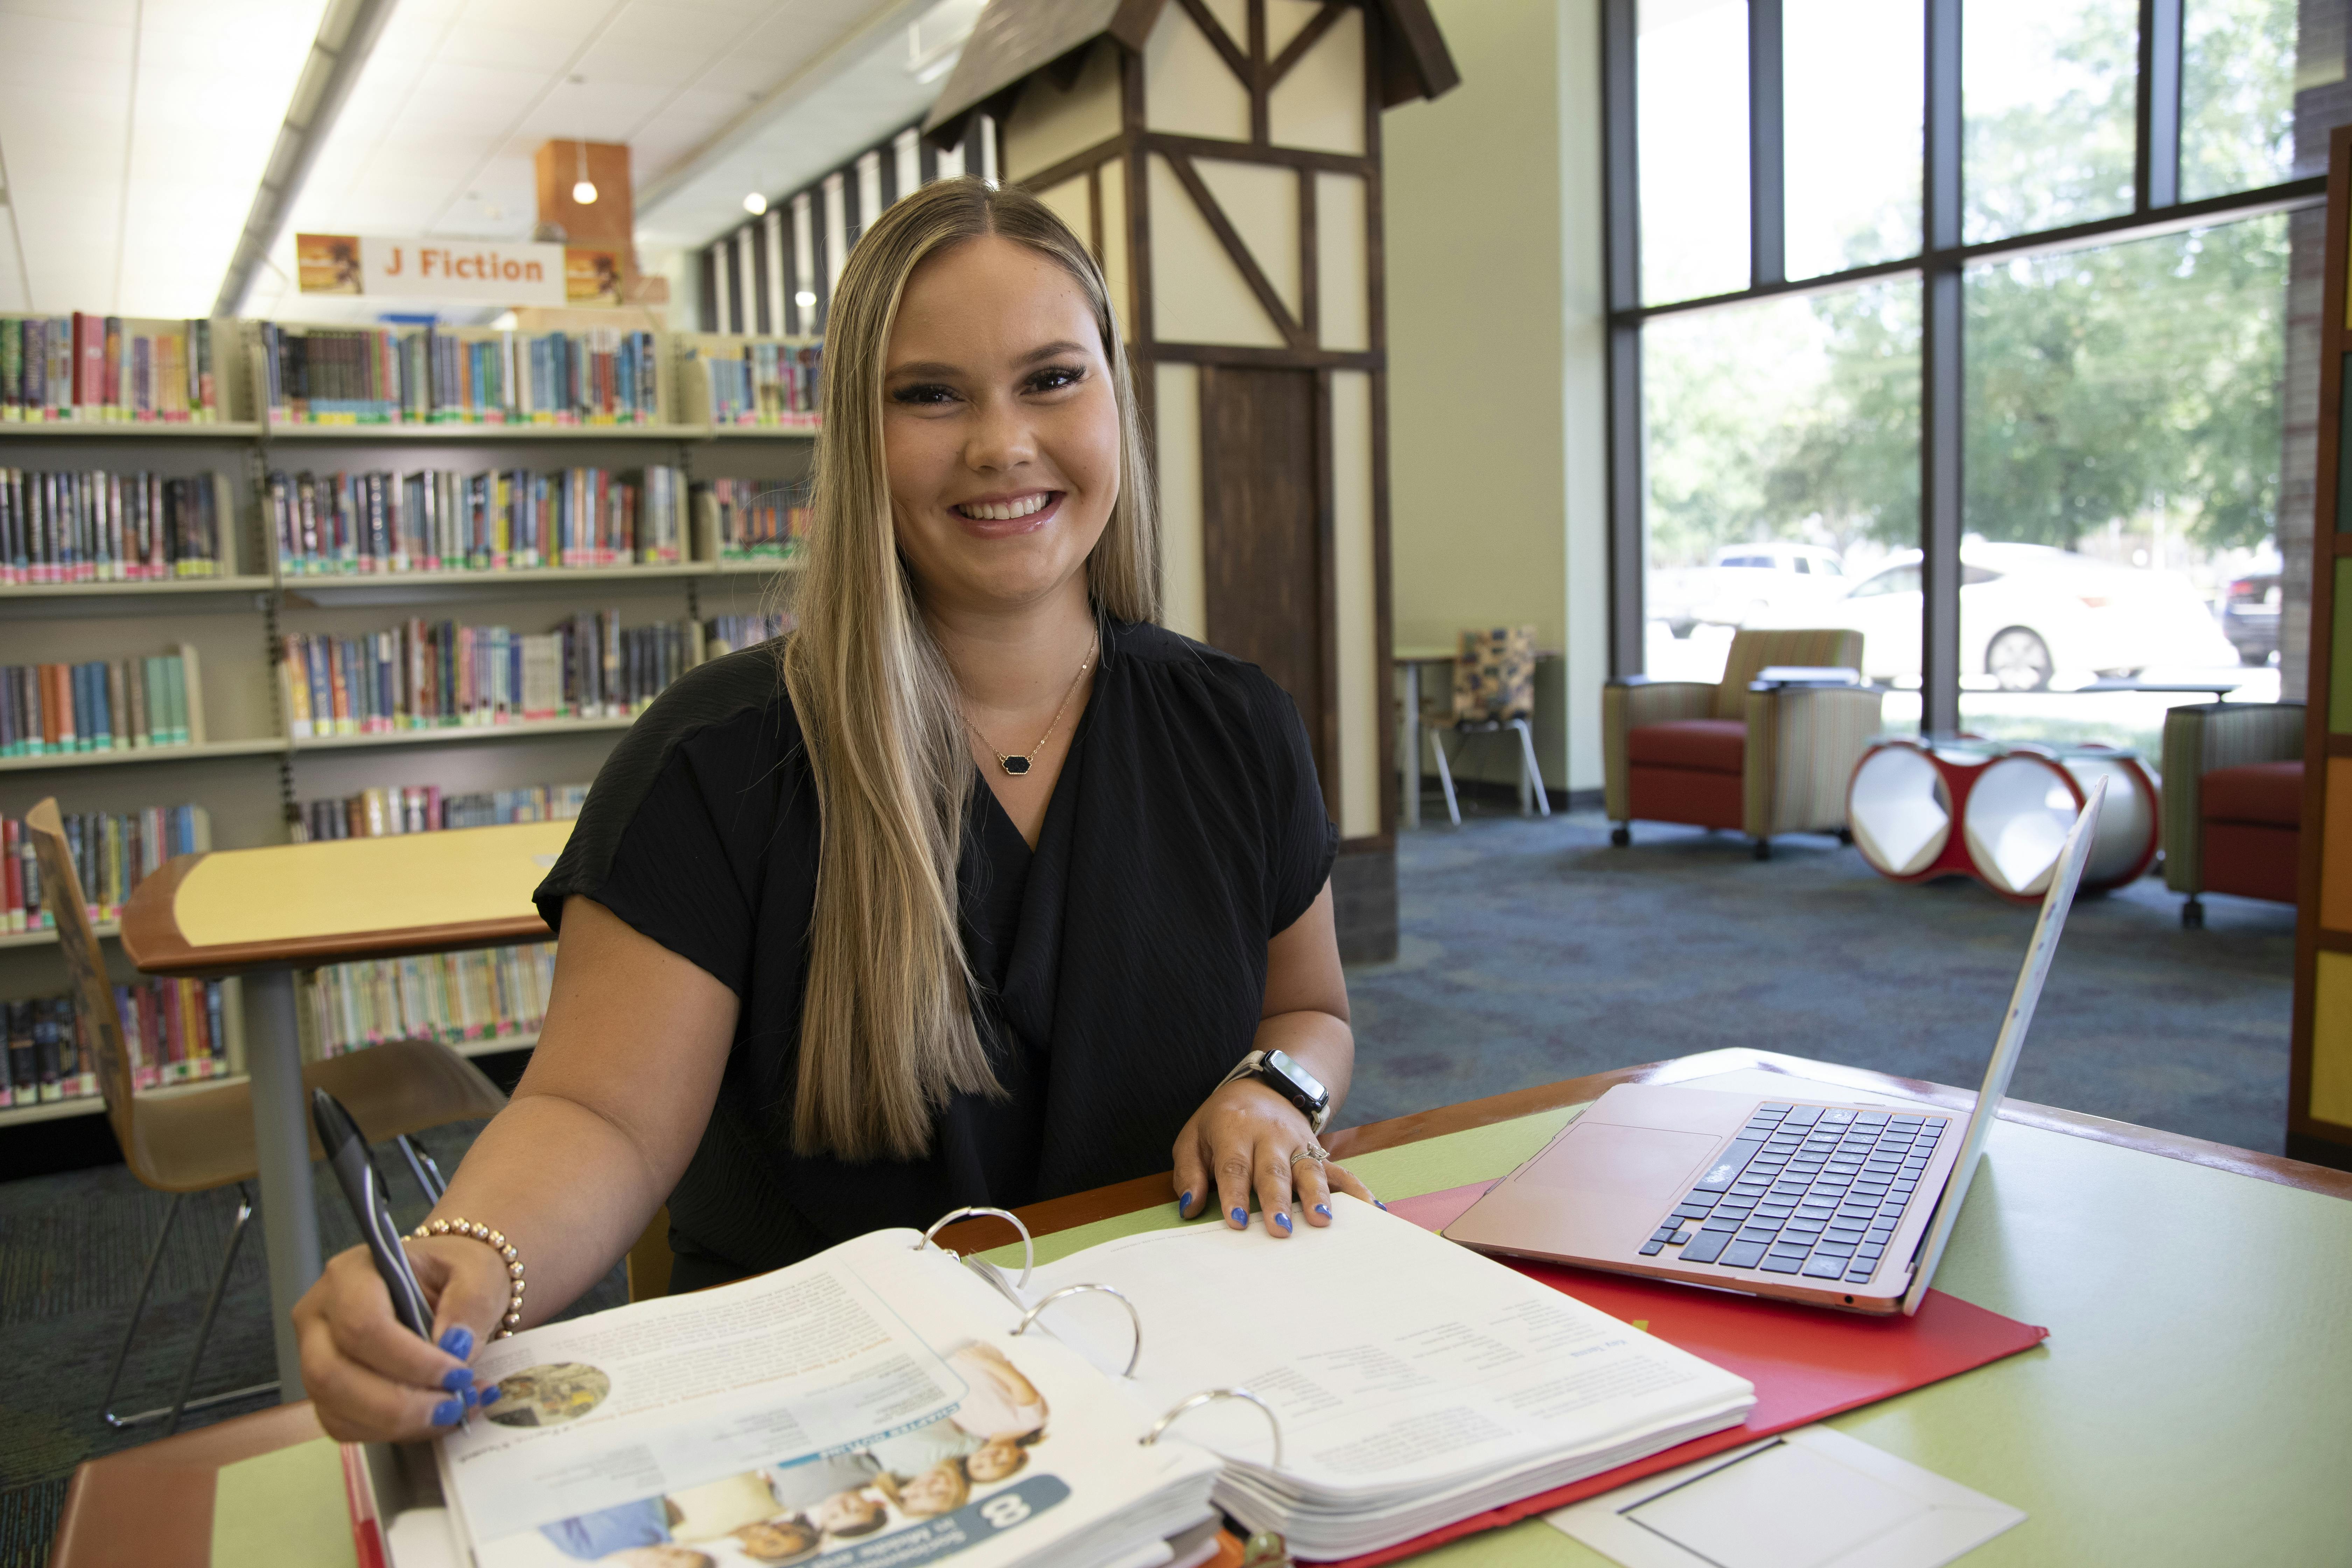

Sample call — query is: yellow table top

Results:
[121,820,573,975]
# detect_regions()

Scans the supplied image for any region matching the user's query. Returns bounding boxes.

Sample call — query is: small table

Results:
[56,1047,2352,1566]
[1394,644,1561,830]
[120,821,569,1401]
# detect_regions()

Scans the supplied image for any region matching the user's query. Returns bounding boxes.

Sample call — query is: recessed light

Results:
[743,192,768,215]
[795,290,816,308]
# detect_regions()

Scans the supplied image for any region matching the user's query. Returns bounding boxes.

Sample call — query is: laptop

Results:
[1443,777,2108,1316]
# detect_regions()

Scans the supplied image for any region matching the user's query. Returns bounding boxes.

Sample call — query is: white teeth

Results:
[960,493,1050,522]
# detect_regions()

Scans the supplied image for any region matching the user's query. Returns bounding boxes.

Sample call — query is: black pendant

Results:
[999,755,1032,777]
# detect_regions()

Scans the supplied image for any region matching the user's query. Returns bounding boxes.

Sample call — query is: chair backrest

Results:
[1453,625,1538,721]
[1715,628,1865,718]
[23,800,139,1156]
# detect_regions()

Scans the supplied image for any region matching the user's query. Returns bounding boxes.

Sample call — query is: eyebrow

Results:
[886,341,1091,378]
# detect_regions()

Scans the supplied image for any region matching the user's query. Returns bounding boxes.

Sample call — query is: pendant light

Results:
[571,139,598,206]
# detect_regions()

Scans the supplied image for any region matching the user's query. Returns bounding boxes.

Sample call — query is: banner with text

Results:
[295,233,567,305]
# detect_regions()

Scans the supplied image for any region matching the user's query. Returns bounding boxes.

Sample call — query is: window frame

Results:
[1601,0,2323,732]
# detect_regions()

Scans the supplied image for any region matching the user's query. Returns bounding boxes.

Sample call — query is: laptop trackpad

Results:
[1517,1121,1723,1205]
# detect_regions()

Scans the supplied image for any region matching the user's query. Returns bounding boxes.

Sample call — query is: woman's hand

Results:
[292,1236,513,1442]
[1171,1078,1376,1237]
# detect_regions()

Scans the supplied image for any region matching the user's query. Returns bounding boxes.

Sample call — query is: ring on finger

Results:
[1289,1142,1332,1166]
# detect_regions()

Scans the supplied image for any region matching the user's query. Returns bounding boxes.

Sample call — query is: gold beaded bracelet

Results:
[410,1217,527,1339]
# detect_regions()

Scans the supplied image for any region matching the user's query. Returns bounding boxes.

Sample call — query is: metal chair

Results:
[1421,714,1552,827]
[24,798,508,1434]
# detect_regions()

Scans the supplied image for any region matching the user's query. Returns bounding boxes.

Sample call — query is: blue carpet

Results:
[1346,807,2294,1154]
[0,806,2291,1565]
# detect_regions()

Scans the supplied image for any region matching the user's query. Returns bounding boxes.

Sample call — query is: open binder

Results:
[350,1197,1758,1566]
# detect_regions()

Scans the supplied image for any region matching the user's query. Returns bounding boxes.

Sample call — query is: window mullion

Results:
[1921,0,1964,735]
[2137,0,2185,211]
[1750,0,1786,288]
[1603,0,1644,674]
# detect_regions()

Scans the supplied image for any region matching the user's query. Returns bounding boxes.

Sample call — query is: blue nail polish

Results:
[1315,1204,1332,1218]
[441,1366,474,1393]
[467,1385,487,1406]
[439,1325,474,1359]
[1275,1212,1292,1232]
[1178,1190,1193,1211]
[432,1399,462,1427]
[1230,1206,1247,1225]
[1376,1199,1388,1210]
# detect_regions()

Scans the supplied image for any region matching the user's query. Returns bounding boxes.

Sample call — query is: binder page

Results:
[440,1230,1217,1568]
[1014,1196,1755,1504]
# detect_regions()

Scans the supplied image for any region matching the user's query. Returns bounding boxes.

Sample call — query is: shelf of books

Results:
[0,314,816,1143]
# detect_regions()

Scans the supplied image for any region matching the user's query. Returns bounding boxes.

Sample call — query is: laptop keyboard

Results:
[1638,1103,1949,1287]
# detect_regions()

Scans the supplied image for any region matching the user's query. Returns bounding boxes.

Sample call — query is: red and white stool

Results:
[1846,737,2160,903]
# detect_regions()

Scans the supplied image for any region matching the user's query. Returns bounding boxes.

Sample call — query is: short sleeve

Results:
[1253,677,1340,936]
[531,651,790,997]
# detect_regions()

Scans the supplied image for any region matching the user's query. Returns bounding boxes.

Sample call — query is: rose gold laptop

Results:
[1443,779,2107,1316]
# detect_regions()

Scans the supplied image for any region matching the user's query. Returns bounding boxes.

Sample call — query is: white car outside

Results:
[1654,543,1854,635]
[1747,542,2237,689]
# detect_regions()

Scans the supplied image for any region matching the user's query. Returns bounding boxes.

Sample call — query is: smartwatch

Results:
[1222,1049,1332,1133]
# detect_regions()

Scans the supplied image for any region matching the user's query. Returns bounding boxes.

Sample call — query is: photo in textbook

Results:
[427,1234,1218,1568]
[518,1341,1057,1567]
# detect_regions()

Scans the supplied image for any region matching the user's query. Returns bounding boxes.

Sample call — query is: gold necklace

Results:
[976,638,1097,777]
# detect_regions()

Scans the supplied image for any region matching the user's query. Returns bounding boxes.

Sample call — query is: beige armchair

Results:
[1604,629,1883,859]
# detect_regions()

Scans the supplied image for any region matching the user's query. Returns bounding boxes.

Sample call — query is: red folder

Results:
[1314,1183,2050,1567]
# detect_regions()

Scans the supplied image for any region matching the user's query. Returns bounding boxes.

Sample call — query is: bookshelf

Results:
[0,321,814,1133]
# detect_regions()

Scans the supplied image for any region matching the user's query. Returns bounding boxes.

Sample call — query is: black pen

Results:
[312,1088,473,1427]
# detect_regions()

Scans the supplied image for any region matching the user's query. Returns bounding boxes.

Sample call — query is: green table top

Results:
[984,1073,2352,1567]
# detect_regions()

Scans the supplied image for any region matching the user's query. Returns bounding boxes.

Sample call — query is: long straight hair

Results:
[782,176,1159,1161]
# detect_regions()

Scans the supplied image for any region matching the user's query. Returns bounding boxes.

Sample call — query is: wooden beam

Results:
[1143,131,1372,175]
[1008,134,1126,197]
[1270,1,1349,84]
[1175,0,1253,83]
[1161,148,1310,349]
[1149,342,1380,370]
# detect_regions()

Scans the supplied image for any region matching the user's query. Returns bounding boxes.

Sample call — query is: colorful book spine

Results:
[296,941,556,1060]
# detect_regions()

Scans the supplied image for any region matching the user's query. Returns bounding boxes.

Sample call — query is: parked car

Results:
[1653,542,1852,637]
[1747,542,2239,689]
[2221,573,2280,666]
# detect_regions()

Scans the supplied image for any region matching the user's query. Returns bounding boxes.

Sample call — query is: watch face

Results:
[1265,1049,1329,1108]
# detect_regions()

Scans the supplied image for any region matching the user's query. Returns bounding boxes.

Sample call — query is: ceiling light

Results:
[744,193,768,216]
[572,140,598,206]
[795,290,816,308]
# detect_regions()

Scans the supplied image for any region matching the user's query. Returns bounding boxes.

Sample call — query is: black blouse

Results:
[532,619,1338,1284]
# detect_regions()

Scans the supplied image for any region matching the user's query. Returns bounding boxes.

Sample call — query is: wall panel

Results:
[1156,360,1208,640]
[1148,155,1287,346]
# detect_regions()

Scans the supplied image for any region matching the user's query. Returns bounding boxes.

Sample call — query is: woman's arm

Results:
[292,895,737,1441]
[1169,881,1377,1234]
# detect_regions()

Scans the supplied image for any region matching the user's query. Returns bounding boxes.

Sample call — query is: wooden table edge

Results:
[121,846,557,977]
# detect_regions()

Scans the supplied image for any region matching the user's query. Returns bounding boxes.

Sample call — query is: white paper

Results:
[1546,1424,2026,1568]
[438,1230,1218,1568]
[994,1196,1755,1556]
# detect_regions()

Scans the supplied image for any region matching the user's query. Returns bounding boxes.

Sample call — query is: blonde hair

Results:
[782,176,1158,1161]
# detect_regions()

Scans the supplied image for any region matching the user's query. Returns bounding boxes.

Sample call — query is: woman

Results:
[294,176,1374,1443]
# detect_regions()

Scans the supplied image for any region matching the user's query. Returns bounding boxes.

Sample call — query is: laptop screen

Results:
[1900,775,2108,1315]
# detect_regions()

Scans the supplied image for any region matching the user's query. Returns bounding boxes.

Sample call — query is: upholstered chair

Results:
[1603,629,1882,859]
[2161,702,2305,927]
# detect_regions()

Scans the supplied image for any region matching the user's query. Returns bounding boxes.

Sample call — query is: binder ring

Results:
[1011,1283,1142,1377]
[916,1207,1034,1289]
[1139,1387,1282,1469]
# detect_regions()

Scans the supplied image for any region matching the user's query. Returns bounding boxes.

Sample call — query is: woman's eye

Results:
[890,383,958,406]
[1026,365,1085,394]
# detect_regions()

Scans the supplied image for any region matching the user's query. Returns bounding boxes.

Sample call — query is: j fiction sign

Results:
[295,233,566,305]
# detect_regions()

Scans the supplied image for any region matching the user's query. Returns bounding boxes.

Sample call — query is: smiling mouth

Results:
[953,492,1057,522]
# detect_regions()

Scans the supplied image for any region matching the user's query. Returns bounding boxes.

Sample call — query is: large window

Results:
[1610,0,2331,751]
